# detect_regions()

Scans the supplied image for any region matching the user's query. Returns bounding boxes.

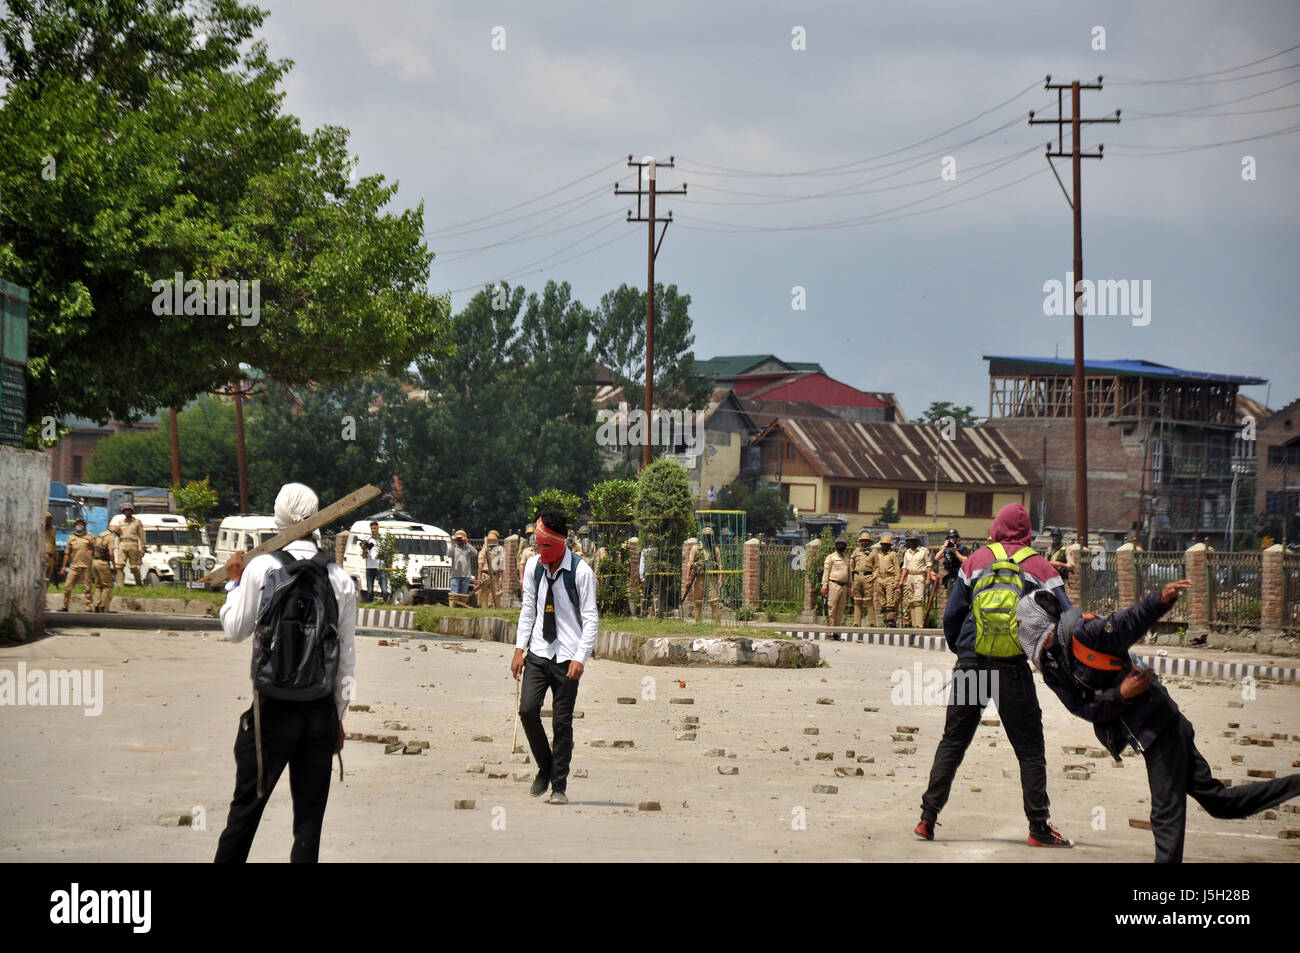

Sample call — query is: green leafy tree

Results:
[879,497,900,524]
[634,458,694,580]
[86,396,241,509]
[528,489,583,525]
[0,0,450,428]
[592,283,711,413]
[245,374,404,515]
[715,481,791,538]
[587,479,637,523]
[393,281,601,531]
[920,402,980,427]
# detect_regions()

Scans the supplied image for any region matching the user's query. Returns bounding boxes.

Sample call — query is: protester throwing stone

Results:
[510,509,598,805]
[1017,579,1300,862]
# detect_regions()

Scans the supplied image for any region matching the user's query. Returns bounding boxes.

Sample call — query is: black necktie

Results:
[543,577,557,644]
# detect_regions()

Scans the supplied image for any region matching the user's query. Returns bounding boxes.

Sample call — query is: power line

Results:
[675,146,1039,233]
[1124,100,1300,121]
[1107,121,1300,154]
[1108,42,1300,85]
[426,158,625,237]
[443,220,634,296]
[434,207,620,261]
[676,80,1041,178]
[1111,59,1300,87]
[429,173,637,242]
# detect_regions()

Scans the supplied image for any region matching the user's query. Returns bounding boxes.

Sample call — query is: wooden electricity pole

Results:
[1030,76,1119,607]
[615,155,686,468]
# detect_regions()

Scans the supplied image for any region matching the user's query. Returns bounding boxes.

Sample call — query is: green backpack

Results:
[971,542,1036,657]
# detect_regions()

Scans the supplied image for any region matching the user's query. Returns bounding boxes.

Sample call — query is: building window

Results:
[784,442,795,461]
[1267,445,1300,467]
[1266,492,1299,514]
[72,455,83,480]
[965,492,993,518]
[780,483,790,503]
[899,490,927,516]
[830,486,859,511]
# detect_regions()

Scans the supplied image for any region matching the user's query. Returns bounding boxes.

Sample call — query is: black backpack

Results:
[253,551,340,701]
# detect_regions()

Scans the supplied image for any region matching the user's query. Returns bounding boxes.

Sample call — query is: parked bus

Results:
[66,484,172,536]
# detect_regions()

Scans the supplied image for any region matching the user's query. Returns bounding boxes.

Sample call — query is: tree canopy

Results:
[0,0,450,427]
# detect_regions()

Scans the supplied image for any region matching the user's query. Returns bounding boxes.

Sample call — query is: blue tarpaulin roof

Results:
[984,356,1266,386]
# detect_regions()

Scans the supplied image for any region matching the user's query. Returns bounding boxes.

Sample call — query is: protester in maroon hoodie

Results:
[914,503,1074,847]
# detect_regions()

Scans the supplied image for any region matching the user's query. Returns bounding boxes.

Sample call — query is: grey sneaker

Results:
[547,790,568,805]
[529,774,550,798]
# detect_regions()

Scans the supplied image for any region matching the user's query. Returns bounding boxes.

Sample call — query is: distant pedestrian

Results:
[362,520,388,603]
[449,530,477,607]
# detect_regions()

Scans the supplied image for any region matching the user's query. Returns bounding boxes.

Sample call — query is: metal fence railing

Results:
[1079,561,1118,616]
[1284,554,1300,632]
[1134,552,1187,623]
[758,543,805,613]
[1207,551,1262,627]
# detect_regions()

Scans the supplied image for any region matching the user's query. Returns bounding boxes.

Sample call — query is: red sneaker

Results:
[1027,825,1073,847]
[914,818,939,840]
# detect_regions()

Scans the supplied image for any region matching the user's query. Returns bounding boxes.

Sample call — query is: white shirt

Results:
[364,534,382,571]
[515,549,598,664]
[221,539,357,720]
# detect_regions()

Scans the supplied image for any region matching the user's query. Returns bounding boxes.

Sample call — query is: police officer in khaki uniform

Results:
[1046,528,1071,579]
[577,525,597,568]
[850,530,875,627]
[870,531,902,626]
[477,530,503,609]
[60,518,96,611]
[115,504,145,587]
[517,523,536,587]
[820,535,851,630]
[685,527,722,623]
[91,527,117,613]
[899,530,933,628]
[44,511,58,584]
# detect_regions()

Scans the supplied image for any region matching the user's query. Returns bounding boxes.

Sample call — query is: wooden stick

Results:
[200,484,382,586]
[512,677,521,753]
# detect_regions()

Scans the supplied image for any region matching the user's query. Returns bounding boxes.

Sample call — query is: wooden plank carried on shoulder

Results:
[199,484,382,586]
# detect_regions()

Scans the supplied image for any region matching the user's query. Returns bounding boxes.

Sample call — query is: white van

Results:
[215,515,280,566]
[111,512,215,586]
[342,516,452,603]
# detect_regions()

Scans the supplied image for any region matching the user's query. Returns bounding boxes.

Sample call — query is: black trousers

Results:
[518,652,580,792]
[214,695,338,863]
[920,656,1051,826]
[1142,712,1300,863]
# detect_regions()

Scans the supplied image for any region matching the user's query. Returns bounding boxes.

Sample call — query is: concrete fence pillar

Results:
[1064,562,1081,609]
[504,535,520,598]
[1116,543,1136,606]
[743,537,759,607]
[626,536,640,602]
[804,539,821,612]
[1185,543,1209,629]
[1262,543,1284,631]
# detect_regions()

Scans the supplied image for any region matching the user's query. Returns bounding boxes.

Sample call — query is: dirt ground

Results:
[2,625,1298,862]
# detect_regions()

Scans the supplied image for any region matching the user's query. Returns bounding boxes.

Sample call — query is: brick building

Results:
[46,413,162,483]
[751,416,1032,539]
[983,356,1265,549]
[1256,397,1300,530]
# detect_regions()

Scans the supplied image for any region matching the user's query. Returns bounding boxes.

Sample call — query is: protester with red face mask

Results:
[510,509,598,805]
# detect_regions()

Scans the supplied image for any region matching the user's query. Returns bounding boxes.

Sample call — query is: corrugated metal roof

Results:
[758,417,1032,487]
[985,356,1266,386]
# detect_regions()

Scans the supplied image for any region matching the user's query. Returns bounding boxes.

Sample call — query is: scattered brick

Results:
[669,698,694,705]
[617,697,637,705]
[812,784,839,794]
[717,765,739,776]
[815,752,833,761]
[1129,818,1152,830]
[638,801,661,811]
[453,800,475,810]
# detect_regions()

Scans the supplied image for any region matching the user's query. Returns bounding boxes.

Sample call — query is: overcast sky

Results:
[258,0,1300,418]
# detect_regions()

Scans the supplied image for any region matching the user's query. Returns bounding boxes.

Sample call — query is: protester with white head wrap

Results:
[274,483,319,531]
[1015,589,1061,670]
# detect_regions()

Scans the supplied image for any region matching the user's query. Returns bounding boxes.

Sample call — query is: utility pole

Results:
[615,155,686,468]
[169,407,182,487]
[1030,76,1119,607]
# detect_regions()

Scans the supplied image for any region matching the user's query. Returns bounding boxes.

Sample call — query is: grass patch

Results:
[45,583,227,604]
